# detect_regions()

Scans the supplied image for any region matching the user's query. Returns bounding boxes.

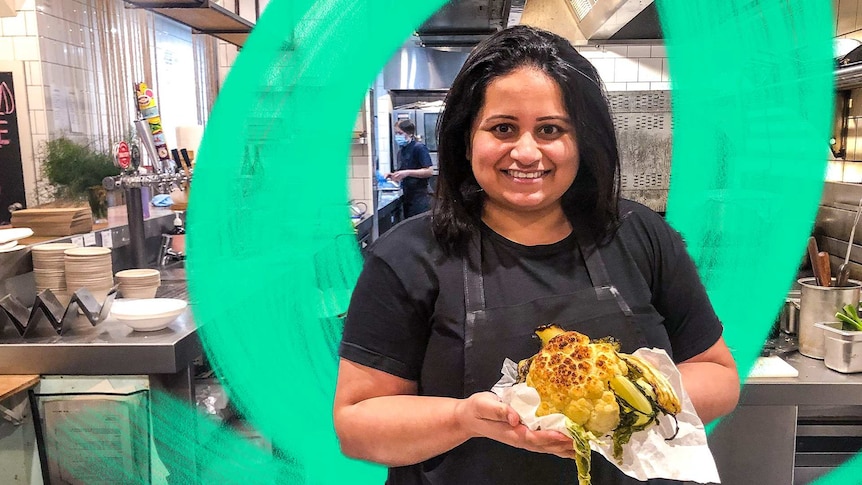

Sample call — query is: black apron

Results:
[389,228,686,485]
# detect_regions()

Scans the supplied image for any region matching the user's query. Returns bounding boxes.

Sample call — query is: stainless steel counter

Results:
[742,351,862,405]
[0,309,200,375]
[710,352,862,485]
[0,287,202,484]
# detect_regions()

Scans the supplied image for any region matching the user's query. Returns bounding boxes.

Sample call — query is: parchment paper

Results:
[491,348,721,483]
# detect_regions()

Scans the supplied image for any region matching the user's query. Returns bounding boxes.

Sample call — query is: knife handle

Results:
[817,251,832,287]
[808,237,821,285]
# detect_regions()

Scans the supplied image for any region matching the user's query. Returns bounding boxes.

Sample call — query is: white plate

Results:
[111,298,187,332]
[0,227,33,245]
[0,244,25,253]
[0,240,17,251]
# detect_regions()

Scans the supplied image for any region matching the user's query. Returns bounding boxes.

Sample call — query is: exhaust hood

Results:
[415,0,662,47]
[416,0,512,47]
[569,0,660,41]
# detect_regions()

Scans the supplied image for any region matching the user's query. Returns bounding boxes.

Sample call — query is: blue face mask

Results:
[395,134,409,147]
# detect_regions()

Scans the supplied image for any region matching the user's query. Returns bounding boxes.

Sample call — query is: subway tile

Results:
[13,36,39,60]
[17,0,36,11]
[589,58,614,85]
[661,58,670,82]
[626,82,650,91]
[638,57,662,82]
[2,14,27,36]
[0,37,13,61]
[26,84,44,109]
[627,45,650,58]
[604,82,627,91]
[29,109,46,135]
[23,10,36,35]
[25,60,41,85]
[650,82,670,91]
[613,58,638,82]
[352,159,371,178]
[650,45,666,58]
[349,178,368,201]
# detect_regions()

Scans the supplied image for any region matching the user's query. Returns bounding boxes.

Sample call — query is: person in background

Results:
[387,119,434,218]
[334,25,739,484]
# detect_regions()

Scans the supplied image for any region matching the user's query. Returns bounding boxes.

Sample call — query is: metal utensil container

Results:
[797,277,862,359]
[814,322,862,373]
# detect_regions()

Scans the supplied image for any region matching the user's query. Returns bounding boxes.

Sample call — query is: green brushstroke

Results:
[55,0,850,483]
[185,0,447,483]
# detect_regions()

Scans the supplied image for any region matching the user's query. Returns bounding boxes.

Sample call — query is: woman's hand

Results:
[455,392,575,460]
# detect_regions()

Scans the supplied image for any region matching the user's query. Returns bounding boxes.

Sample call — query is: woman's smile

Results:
[503,168,552,181]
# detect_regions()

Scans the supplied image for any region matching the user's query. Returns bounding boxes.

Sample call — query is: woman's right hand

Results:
[455,391,575,460]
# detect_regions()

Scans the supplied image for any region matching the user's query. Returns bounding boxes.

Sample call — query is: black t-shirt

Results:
[396,140,432,197]
[339,199,723,484]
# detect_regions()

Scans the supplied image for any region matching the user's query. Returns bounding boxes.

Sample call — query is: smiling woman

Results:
[333,25,739,485]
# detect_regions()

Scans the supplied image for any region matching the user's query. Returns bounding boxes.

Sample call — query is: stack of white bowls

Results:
[31,243,77,306]
[115,269,161,299]
[64,247,114,304]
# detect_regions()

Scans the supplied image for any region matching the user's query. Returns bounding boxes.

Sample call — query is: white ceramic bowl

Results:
[111,298,187,332]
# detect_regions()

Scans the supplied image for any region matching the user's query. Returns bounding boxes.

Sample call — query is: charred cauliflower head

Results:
[516,324,682,485]
[525,330,625,435]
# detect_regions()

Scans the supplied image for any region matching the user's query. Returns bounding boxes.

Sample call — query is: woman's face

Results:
[469,67,579,220]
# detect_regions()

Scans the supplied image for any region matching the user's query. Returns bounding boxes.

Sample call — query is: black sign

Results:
[0,71,26,225]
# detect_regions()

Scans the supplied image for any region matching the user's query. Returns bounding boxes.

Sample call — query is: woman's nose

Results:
[510,133,541,165]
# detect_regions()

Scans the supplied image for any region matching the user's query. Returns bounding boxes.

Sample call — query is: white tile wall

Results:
[578,43,669,92]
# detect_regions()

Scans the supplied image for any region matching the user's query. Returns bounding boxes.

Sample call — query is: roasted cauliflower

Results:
[516,324,681,485]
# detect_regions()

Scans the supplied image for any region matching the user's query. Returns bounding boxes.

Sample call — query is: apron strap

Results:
[574,228,634,317]
[463,230,485,313]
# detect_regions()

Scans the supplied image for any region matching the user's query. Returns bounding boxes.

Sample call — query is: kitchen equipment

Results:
[837,196,862,286]
[807,236,822,286]
[392,103,443,170]
[814,322,862,373]
[780,290,801,335]
[816,251,832,287]
[350,201,368,219]
[797,277,862,359]
[115,269,161,299]
[0,227,33,244]
[111,297,187,332]
[64,247,114,306]
[747,356,800,378]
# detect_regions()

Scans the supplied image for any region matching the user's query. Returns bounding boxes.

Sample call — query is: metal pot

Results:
[798,277,862,359]
[780,290,801,335]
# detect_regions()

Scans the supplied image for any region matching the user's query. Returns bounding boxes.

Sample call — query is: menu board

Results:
[0,71,25,225]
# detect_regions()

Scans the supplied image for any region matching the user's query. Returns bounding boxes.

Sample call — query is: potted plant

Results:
[41,137,120,221]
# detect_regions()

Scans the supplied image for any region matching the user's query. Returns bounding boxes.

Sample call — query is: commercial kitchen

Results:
[1,0,862,484]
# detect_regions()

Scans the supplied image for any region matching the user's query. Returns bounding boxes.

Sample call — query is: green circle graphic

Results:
[183,0,853,483]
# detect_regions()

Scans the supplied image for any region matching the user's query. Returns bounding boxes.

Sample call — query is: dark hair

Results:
[431,25,621,255]
[396,119,416,135]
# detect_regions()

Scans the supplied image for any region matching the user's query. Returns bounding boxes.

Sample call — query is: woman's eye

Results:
[539,125,563,136]
[492,124,515,135]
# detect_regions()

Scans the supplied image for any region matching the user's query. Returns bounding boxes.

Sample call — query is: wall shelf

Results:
[123,0,254,48]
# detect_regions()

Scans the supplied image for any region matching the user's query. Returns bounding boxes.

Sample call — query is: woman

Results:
[387,119,434,218]
[334,25,739,484]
